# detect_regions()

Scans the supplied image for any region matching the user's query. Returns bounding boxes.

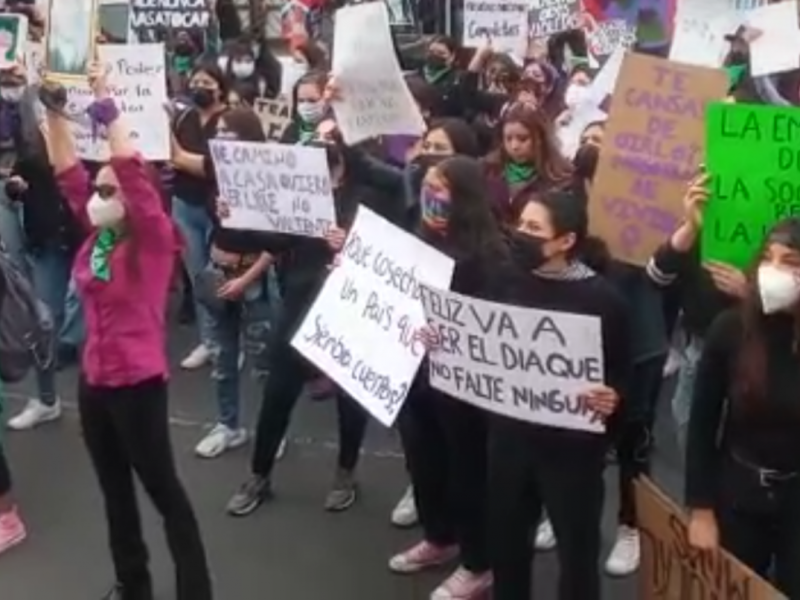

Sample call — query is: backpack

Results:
[0,250,55,383]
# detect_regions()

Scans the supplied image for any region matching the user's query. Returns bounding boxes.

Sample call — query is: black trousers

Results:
[398,378,489,572]
[488,419,606,600]
[78,376,212,600]
[615,354,666,526]
[251,281,369,478]
[0,446,10,497]
[717,455,800,598]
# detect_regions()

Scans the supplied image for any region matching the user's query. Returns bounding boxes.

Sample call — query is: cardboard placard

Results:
[589,53,728,265]
[254,98,291,141]
[635,477,785,599]
[44,0,99,81]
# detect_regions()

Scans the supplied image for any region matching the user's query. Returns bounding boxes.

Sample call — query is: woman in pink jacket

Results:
[40,64,212,600]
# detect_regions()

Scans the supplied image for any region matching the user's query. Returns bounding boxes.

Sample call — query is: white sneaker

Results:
[605,525,641,576]
[7,398,62,430]
[391,485,418,527]
[194,423,248,458]
[276,437,287,461]
[535,518,557,551]
[181,344,212,369]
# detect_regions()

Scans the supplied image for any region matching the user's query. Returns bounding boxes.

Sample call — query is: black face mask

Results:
[425,54,449,71]
[175,41,194,56]
[190,87,215,109]
[509,231,548,271]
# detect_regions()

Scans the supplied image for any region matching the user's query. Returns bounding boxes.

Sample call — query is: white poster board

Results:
[421,287,607,433]
[462,0,529,53]
[331,1,425,145]
[65,43,169,161]
[209,140,336,238]
[292,207,455,426]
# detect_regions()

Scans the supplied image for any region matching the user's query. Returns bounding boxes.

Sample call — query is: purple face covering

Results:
[384,134,419,166]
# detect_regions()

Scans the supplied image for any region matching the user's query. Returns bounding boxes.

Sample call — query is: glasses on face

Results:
[93,183,118,199]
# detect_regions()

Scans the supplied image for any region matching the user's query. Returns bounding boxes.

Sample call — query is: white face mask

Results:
[758,264,800,314]
[564,83,589,108]
[296,100,325,123]
[217,56,230,72]
[86,193,126,229]
[0,86,24,103]
[231,60,255,79]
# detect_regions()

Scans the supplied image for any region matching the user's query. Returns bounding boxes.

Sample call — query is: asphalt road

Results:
[0,321,683,600]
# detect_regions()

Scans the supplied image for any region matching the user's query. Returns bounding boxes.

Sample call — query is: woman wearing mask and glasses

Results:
[282,70,329,145]
[686,217,800,598]
[39,64,211,600]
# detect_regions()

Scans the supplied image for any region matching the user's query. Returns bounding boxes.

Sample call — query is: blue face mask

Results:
[420,187,450,231]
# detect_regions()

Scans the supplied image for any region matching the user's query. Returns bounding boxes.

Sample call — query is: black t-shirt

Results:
[172,108,223,205]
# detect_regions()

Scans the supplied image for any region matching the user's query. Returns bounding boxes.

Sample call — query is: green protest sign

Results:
[701,103,800,269]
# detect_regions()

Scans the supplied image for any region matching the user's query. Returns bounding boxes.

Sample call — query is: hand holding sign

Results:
[703,261,748,299]
[687,509,720,552]
[579,384,620,418]
[683,172,710,230]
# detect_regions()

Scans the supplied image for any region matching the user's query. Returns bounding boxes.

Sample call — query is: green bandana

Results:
[725,64,747,92]
[173,55,193,75]
[423,65,451,85]
[90,229,118,282]
[504,162,537,185]
[298,121,316,143]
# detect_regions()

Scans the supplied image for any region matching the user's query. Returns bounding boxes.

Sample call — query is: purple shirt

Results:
[57,155,178,387]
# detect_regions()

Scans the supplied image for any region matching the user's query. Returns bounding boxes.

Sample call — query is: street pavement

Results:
[0,321,683,599]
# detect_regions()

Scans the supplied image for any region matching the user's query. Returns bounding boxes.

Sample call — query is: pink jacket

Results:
[58,156,177,388]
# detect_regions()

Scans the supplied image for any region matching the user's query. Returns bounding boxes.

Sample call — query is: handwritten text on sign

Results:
[462,0,529,52]
[65,44,169,161]
[529,0,581,39]
[702,103,800,269]
[291,207,455,426]
[635,478,785,600]
[130,0,210,30]
[421,287,606,433]
[588,54,728,265]
[209,141,336,239]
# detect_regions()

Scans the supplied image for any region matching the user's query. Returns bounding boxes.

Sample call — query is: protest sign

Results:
[292,207,455,426]
[589,53,728,265]
[331,2,426,145]
[209,141,336,239]
[528,0,581,39]
[0,14,28,67]
[462,0,529,53]
[635,477,785,600]
[421,287,606,433]
[587,19,637,67]
[746,1,800,77]
[65,44,170,161]
[669,10,734,68]
[130,0,211,40]
[254,98,291,141]
[701,103,800,269]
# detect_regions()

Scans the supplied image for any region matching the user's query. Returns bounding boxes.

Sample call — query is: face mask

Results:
[296,100,325,124]
[0,86,24,103]
[175,42,194,56]
[190,87,215,109]
[564,83,589,108]
[425,54,449,71]
[420,187,450,232]
[231,60,255,79]
[217,56,230,72]
[86,193,125,229]
[758,264,800,314]
[509,231,548,271]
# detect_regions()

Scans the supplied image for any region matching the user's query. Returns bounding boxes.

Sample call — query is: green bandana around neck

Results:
[90,229,119,282]
[504,161,537,185]
[725,64,747,92]
[423,64,452,85]
[298,121,316,143]
[173,55,193,75]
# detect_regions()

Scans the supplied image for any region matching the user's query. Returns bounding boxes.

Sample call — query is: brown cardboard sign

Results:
[589,53,728,265]
[634,477,785,600]
[254,98,291,142]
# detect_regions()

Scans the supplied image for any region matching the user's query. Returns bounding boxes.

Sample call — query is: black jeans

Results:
[488,419,606,600]
[78,376,212,600]
[398,378,489,572]
[251,281,369,478]
[0,446,10,497]
[615,354,666,526]
[717,454,800,598]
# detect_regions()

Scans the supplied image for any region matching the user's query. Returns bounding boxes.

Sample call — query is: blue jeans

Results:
[61,276,84,347]
[29,247,85,348]
[671,336,704,456]
[208,270,273,429]
[172,196,214,347]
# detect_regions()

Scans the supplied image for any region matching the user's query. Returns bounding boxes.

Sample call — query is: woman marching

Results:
[40,64,213,600]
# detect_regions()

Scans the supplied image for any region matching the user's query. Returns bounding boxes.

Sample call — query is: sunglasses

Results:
[93,183,118,199]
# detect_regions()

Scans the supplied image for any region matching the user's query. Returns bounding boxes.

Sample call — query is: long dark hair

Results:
[426,155,508,263]
[526,188,611,273]
[734,217,800,406]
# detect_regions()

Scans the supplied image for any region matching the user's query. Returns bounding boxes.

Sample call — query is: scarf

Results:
[423,65,451,85]
[90,229,118,282]
[534,261,595,281]
[297,119,317,143]
[503,162,536,186]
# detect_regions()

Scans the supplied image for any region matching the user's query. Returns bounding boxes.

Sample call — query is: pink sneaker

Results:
[0,507,27,555]
[388,540,458,574]
[431,567,492,599]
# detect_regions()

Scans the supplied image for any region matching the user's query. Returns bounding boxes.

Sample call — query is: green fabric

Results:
[173,55,193,74]
[423,65,451,85]
[725,64,747,91]
[297,121,316,143]
[90,229,118,282]
[503,161,537,185]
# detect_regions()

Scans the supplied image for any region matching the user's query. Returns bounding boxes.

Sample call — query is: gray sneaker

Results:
[324,470,358,512]
[226,475,272,517]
